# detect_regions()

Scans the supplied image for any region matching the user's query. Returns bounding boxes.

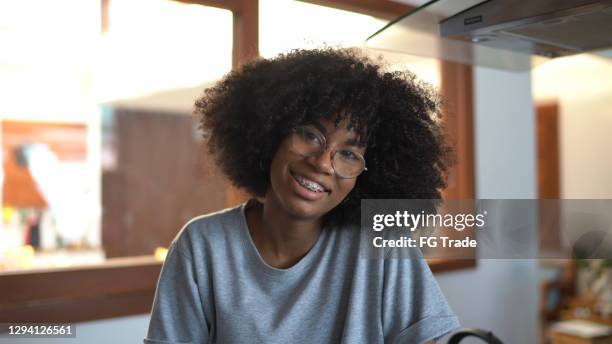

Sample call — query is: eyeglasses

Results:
[289,125,367,179]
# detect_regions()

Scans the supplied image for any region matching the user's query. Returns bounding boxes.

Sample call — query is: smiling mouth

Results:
[290,171,330,193]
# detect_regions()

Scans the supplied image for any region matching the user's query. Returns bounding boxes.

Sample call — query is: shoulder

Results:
[171,203,245,257]
[182,204,242,236]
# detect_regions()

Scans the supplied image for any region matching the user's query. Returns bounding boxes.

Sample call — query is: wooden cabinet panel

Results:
[102,109,228,258]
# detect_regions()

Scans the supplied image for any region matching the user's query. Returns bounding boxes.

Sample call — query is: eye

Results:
[338,149,360,161]
[303,130,319,142]
[299,127,324,145]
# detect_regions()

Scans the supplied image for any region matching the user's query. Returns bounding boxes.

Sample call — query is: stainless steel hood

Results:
[365,0,612,71]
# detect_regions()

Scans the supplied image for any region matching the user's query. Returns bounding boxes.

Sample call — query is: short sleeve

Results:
[382,248,460,344]
[144,238,209,344]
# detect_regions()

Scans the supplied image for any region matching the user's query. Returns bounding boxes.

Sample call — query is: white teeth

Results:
[293,173,325,192]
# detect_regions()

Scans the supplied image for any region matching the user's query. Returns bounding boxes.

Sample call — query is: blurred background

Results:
[1,0,611,343]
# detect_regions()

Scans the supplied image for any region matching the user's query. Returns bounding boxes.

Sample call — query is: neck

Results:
[245,197,322,269]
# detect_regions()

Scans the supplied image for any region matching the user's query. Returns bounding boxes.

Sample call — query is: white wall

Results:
[532,54,612,199]
[436,66,540,343]
[560,93,612,198]
[532,55,612,256]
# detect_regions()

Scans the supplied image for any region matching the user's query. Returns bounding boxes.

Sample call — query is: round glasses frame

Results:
[289,125,368,179]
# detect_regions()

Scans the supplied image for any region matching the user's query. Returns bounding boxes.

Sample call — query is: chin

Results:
[275,189,326,221]
[285,198,327,220]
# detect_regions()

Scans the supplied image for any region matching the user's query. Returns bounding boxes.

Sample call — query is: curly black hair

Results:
[195,48,452,227]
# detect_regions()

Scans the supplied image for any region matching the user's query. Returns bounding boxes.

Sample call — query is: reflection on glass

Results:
[365,0,552,71]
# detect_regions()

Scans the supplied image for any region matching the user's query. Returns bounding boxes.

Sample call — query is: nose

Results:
[307,150,334,175]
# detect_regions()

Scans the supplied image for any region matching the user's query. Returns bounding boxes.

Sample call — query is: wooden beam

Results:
[2,290,156,324]
[441,62,475,200]
[299,0,412,20]
[101,0,110,33]
[437,62,476,272]
[429,258,477,273]
[179,0,412,20]
[0,257,161,323]
[233,0,259,68]
[225,0,260,207]
[174,0,240,11]
[173,0,257,67]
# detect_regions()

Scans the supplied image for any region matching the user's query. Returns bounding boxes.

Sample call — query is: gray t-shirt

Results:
[145,200,459,344]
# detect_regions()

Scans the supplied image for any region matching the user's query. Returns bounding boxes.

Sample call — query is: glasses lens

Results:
[333,149,365,178]
[290,126,324,156]
[290,125,366,179]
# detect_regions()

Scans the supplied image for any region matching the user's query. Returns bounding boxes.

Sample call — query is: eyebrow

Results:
[310,121,366,148]
[310,121,328,135]
[345,138,366,147]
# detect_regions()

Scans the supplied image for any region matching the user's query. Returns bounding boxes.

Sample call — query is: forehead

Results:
[307,117,367,147]
[311,114,365,134]
[315,116,351,132]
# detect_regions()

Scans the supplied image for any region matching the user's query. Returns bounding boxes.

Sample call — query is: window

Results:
[1,0,232,272]
[0,0,474,323]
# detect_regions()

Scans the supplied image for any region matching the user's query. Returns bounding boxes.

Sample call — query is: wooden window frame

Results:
[0,0,474,323]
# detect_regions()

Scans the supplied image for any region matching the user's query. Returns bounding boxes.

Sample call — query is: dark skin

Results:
[245,116,364,269]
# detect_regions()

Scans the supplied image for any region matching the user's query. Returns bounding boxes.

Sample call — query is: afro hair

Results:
[195,47,453,227]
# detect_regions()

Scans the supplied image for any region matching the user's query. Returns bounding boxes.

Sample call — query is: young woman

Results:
[145,48,459,344]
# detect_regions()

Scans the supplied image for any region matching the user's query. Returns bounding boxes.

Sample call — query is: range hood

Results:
[365,0,612,71]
